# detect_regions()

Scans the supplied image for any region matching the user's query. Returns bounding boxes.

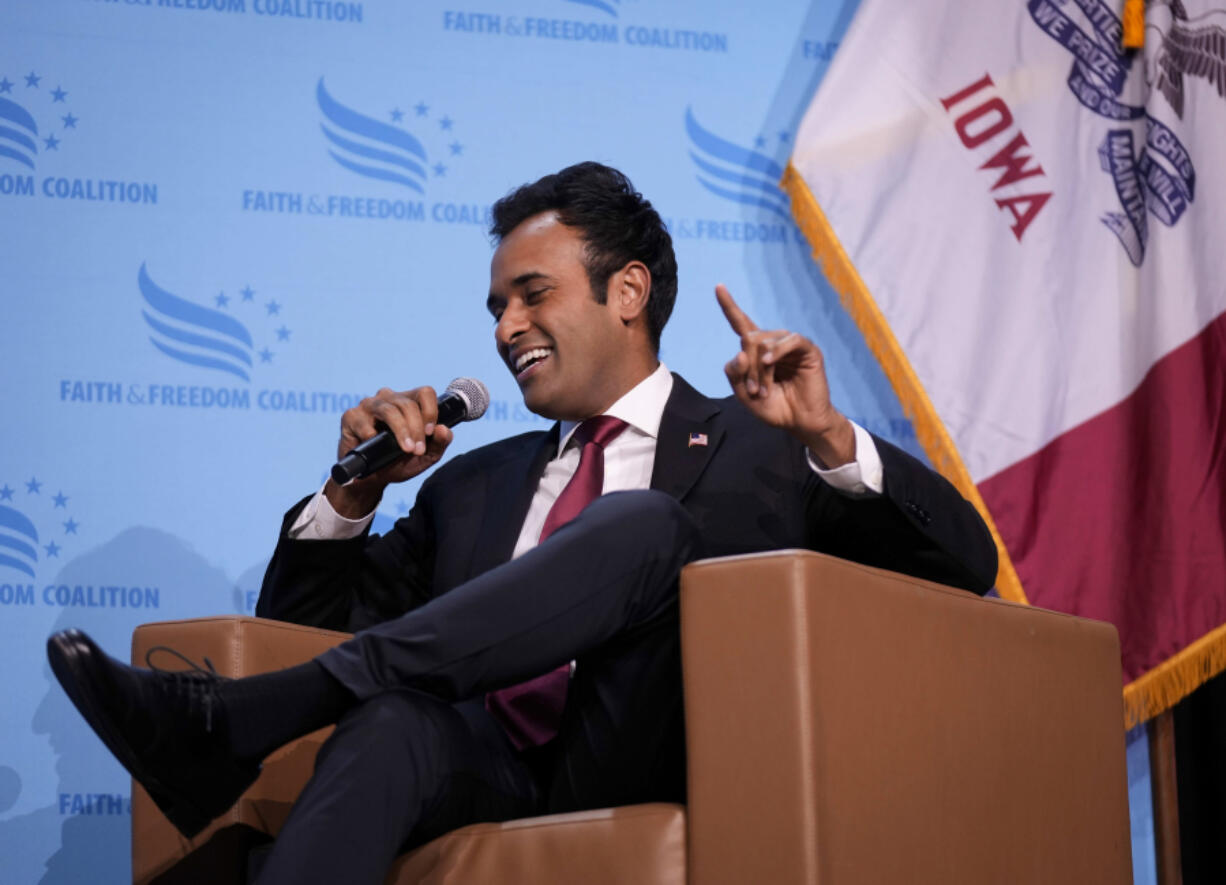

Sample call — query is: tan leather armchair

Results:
[131,551,1133,884]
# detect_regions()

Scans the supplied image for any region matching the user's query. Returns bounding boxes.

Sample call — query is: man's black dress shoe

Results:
[46,628,261,838]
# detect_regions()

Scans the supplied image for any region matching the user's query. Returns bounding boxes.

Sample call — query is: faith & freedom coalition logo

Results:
[0,66,158,207]
[86,0,365,26]
[1028,0,1226,266]
[58,264,362,414]
[0,478,80,580]
[241,76,488,225]
[137,263,289,383]
[440,0,728,52]
[0,477,153,610]
[663,107,805,246]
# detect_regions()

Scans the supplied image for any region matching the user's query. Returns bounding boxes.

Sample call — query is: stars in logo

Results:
[753,131,791,149]
[396,97,462,157]
[0,476,83,576]
[143,270,292,380]
[318,80,464,195]
[210,283,291,368]
[0,69,80,168]
[400,101,462,171]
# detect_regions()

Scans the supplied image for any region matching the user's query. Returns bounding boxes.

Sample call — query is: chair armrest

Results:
[130,616,350,884]
[679,550,1132,885]
[131,615,351,677]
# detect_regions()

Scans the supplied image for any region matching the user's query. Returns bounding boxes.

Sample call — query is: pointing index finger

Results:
[715,284,759,336]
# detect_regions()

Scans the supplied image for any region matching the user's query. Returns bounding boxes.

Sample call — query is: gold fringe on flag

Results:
[783,160,1226,728]
[1122,622,1226,729]
[1122,0,1145,48]
[781,162,1027,607]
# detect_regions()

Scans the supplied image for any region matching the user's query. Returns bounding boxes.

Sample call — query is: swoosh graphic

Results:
[0,533,38,562]
[327,150,426,193]
[0,553,35,578]
[0,506,39,542]
[0,124,38,153]
[685,107,791,219]
[695,177,792,220]
[149,338,252,382]
[138,264,254,348]
[685,107,784,179]
[689,150,790,209]
[565,0,619,16]
[0,142,35,169]
[0,97,38,135]
[317,78,432,191]
[141,310,254,369]
[317,79,427,160]
[321,124,427,181]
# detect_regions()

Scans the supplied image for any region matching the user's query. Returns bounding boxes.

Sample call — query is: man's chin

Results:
[519,387,583,423]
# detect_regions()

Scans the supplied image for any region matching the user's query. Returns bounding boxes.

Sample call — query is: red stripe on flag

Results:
[978,311,1226,684]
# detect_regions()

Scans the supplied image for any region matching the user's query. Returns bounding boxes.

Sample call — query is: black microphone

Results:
[331,377,490,484]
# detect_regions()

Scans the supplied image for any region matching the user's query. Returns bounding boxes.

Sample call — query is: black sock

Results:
[219,660,355,762]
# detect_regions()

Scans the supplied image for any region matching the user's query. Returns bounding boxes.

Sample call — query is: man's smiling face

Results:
[487,211,640,421]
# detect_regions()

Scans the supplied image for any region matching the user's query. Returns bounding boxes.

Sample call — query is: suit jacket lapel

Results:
[651,374,724,502]
[468,425,558,578]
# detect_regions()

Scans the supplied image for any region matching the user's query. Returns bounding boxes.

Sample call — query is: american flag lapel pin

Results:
[688,432,708,448]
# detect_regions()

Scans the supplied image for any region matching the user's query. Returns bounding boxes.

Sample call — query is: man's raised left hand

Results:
[717,284,856,468]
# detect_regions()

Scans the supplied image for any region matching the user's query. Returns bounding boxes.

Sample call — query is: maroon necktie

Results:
[486,415,629,750]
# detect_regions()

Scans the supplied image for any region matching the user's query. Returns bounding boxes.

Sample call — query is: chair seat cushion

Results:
[388,803,687,885]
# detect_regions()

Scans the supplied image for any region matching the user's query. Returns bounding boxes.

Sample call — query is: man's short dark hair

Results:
[490,162,678,352]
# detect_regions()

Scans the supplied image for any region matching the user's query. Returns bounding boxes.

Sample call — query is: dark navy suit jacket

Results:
[257,374,997,631]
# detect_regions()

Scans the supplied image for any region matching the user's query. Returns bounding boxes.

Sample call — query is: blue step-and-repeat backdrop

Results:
[1,1,1156,881]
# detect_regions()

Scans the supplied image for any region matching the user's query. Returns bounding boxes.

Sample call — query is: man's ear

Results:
[612,261,651,325]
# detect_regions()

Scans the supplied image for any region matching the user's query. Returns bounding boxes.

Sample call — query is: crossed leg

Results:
[255,490,700,884]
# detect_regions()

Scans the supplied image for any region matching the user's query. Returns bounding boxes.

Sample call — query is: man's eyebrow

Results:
[511,271,551,287]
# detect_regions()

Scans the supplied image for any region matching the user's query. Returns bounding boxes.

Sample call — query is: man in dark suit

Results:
[49,162,996,885]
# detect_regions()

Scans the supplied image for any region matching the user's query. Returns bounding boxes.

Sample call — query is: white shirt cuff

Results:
[806,421,884,497]
[287,483,376,540]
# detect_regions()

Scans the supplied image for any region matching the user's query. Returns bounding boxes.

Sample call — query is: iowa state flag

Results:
[785,0,1226,725]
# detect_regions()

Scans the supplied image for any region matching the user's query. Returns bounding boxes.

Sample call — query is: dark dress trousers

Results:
[253,374,997,884]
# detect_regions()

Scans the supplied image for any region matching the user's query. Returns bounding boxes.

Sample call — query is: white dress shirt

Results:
[289,362,884,544]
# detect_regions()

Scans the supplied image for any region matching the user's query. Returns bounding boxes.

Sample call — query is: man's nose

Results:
[496,301,530,347]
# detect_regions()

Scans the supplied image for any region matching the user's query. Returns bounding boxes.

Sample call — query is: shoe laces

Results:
[145,646,223,732]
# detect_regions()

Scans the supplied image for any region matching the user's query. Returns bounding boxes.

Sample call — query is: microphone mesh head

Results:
[445,377,490,421]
